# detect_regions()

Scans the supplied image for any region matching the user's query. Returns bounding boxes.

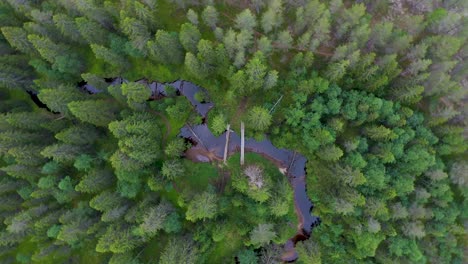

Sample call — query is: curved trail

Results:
[80,78,320,262]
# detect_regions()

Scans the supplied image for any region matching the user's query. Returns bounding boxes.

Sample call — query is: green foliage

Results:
[185,190,218,222]
[161,159,185,180]
[134,201,171,238]
[210,113,226,136]
[75,169,114,194]
[296,239,321,264]
[73,154,94,171]
[235,10,257,31]
[55,125,100,145]
[179,23,201,53]
[27,35,66,64]
[109,253,141,264]
[121,82,151,110]
[244,52,268,93]
[1,27,36,54]
[249,224,276,247]
[159,237,199,264]
[148,30,184,64]
[108,112,162,165]
[237,249,258,264]
[187,9,198,25]
[41,144,82,164]
[75,17,108,45]
[247,106,271,132]
[163,212,182,234]
[68,100,119,127]
[90,44,127,69]
[164,138,186,158]
[202,6,218,28]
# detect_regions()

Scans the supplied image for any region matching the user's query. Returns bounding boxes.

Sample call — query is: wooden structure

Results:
[241,122,245,165]
[223,124,230,164]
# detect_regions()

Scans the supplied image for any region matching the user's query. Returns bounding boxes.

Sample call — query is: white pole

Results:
[223,124,231,165]
[269,95,284,114]
[241,122,245,165]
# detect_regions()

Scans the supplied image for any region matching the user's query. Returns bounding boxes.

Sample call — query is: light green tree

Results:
[68,100,118,127]
[179,23,201,53]
[247,107,271,132]
[185,191,218,222]
[249,223,276,247]
[202,6,218,28]
[187,9,198,25]
[211,113,226,136]
[235,9,257,31]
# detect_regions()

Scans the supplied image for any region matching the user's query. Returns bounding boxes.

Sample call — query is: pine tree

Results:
[247,106,271,132]
[449,162,467,188]
[1,27,36,54]
[202,6,218,29]
[317,144,343,161]
[296,239,321,264]
[121,82,151,110]
[90,44,127,69]
[223,29,237,59]
[134,202,171,238]
[164,138,186,158]
[52,14,83,43]
[75,17,108,45]
[365,125,396,141]
[161,160,185,180]
[249,223,276,247]
[159,237,199,264]
[1,164,41,182]
[75,169,114,194]
[257,36,272,55]
[81,73,108,91]
[68,99,119,127]
[263,70,278,90]
[324,60,350,82]
[211,113,226,136]
[27,34,66,63]
[133,1,157,29]
[55,125,99,145]
[237,249,258,264]
[147,30,184,64]
[260,0,283,34]
[7,145,46,166]
[120,17,150,53]
[40,144,83,164]
[245,52,268,93]
[187,9,198,25]
[294,1,330,51]
[3,112,53,131]
[38,85,86,116]
[179,23,201,53]
[184,52,204,78]
[185,191,218,222]
[235,9,256,31]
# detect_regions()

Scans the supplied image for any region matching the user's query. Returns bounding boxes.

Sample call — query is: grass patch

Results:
[182,160,219,191]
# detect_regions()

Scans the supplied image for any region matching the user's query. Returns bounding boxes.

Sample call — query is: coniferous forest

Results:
[0,0,467,263]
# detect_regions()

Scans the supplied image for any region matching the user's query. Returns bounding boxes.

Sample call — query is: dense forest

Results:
[0,0,467,263]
